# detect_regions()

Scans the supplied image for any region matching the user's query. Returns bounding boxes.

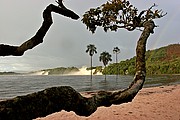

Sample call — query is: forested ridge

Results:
[104,44,180,75]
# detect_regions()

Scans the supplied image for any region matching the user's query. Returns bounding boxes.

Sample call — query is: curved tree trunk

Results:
[0,3,155,120]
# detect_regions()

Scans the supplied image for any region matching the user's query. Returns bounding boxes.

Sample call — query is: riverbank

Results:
[36,84,180,120]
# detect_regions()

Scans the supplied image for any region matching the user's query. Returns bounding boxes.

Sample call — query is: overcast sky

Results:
[0,0,179,72]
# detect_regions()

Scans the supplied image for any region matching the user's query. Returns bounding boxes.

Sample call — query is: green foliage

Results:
[104,57,135,75]
[86,44,97,56]
[82,0,166,33]
[94,66,103,75]
[105,44,180,75]
[146,58,180,75]
[146,47,166,62]
[113,47,120,54]
[99,51,112,67]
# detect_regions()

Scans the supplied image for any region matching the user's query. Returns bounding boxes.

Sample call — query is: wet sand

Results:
[36,84,180,120]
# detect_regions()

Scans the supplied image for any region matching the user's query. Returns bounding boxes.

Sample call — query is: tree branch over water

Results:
[0,1,165,120]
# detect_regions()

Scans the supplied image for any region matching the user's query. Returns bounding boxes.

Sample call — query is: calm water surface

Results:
[0,75,180,99]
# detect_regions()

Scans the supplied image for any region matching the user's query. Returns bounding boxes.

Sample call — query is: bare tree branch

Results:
[0,4,79,56]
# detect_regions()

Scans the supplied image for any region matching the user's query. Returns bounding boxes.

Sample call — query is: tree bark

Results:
[0,4,79,56]
[0,4,155,120]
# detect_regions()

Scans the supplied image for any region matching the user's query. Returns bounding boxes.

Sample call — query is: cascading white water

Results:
[70,66,102,75]
[28,71,49,75]
[28,66,102,75]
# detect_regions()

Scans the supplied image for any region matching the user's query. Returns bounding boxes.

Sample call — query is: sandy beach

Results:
[36,84,180,120]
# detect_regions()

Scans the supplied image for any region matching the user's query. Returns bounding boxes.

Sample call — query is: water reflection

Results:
[0,75,179,99]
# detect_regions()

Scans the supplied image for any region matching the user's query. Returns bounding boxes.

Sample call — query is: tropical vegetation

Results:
[104,44,180,75]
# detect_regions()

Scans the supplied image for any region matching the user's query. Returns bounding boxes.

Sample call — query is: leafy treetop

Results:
[82,0,166,33]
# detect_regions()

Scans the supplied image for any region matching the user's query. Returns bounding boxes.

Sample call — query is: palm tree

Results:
[86,44,97,81]
[113,47,120,78]
[99,51,112,81]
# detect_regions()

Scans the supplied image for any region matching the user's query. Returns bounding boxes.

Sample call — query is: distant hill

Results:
[29,67,79,75]
[0,72,20,75]
[146,44,180,62]
[104,44,180,75]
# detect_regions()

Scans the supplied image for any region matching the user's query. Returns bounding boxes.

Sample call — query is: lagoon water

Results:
[0,75,180,100]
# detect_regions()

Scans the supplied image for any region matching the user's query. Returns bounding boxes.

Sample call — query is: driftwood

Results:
[0,2,156,120]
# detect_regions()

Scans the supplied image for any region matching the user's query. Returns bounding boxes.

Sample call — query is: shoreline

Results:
[36,84,180,120]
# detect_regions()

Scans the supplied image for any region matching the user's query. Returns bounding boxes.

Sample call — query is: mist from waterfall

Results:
[70,66,102,75]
